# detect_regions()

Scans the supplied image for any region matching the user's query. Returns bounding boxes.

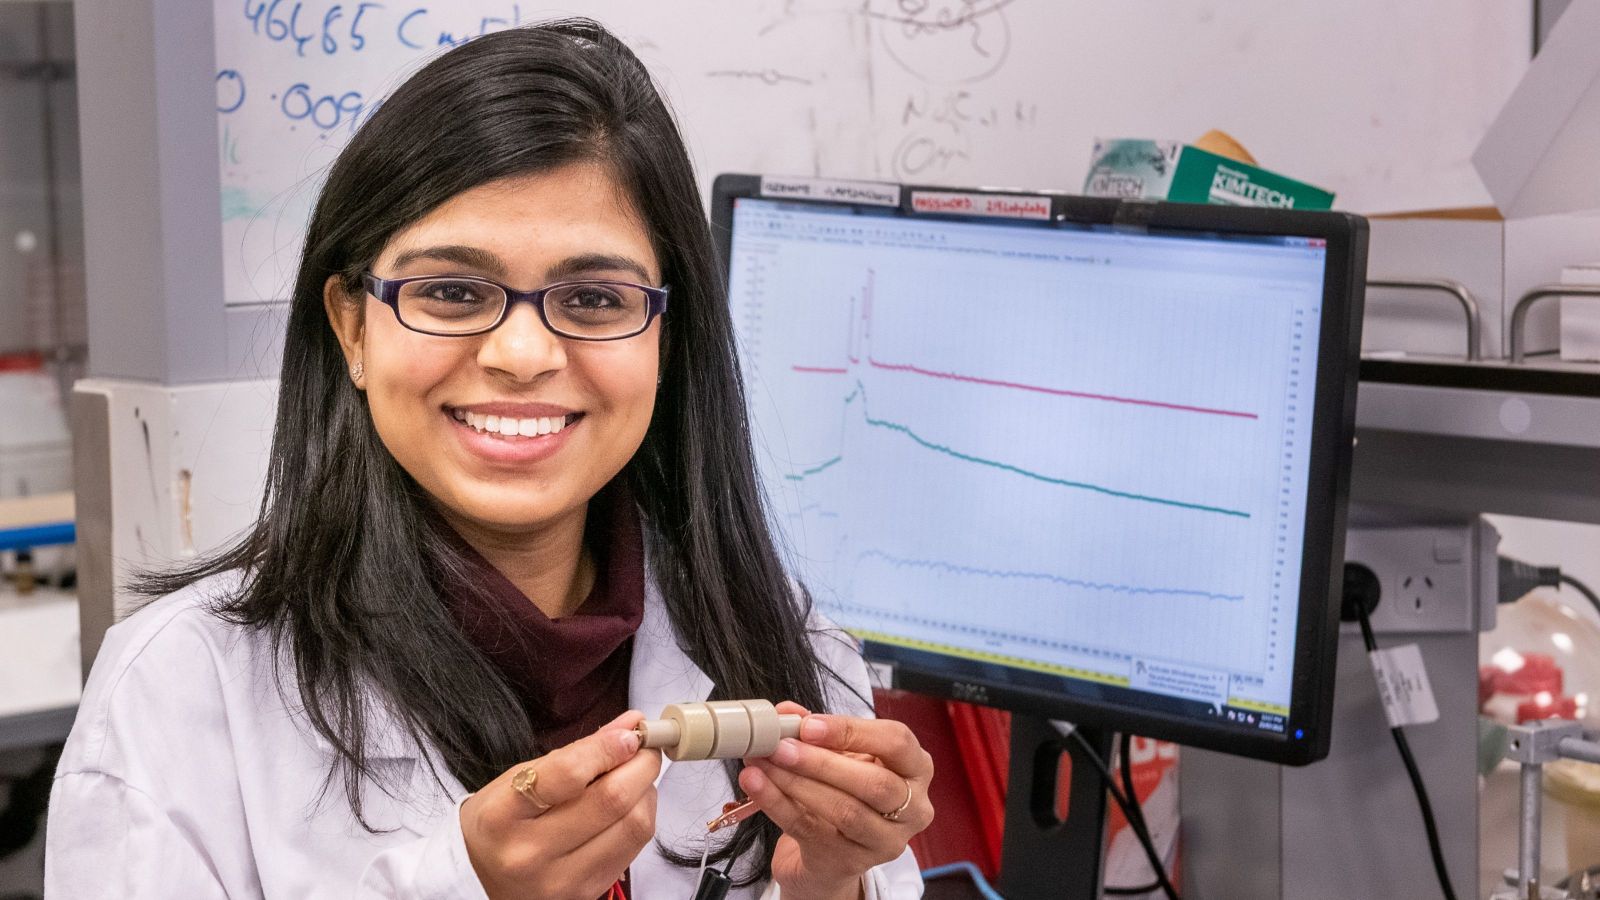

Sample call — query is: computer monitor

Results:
[711,175,1365,770]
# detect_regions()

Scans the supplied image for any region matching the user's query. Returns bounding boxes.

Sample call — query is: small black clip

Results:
[692,866,732,900]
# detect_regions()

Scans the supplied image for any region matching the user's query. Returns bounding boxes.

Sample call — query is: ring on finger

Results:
[881,779,913,822]
[511,764,553,812]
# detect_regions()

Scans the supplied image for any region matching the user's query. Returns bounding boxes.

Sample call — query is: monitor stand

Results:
[998,715,1113,900]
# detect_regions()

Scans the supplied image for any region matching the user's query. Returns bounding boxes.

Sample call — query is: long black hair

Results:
[139,19,834,883]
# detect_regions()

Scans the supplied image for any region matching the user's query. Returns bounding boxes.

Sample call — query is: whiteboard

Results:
[214,0,1529,307]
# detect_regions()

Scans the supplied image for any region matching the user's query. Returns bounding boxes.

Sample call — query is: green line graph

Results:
[783,456,844,481]
[783,382,1251,518]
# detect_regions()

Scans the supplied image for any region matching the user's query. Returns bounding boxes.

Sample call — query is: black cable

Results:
[1105,881,1162,896]
[1561,573,1600,620]
[1118,733,1152,845]
[1356,606,1458,900]
[695,860,733,900]
[1104,733,1163,897]
[1065,728,1180,900]
[1499,557,1600,623]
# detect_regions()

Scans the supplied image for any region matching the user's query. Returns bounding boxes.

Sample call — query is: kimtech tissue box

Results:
[1084,139,1335,210]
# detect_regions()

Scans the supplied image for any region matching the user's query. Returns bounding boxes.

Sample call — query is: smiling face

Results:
[326,161,662,542]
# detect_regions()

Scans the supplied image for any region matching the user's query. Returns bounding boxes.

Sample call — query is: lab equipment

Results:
[1184,515,1497,900]
[705,799,760,833]
[713,174,1366,899]
[1494,719,1600,900]
[634,700,802,761]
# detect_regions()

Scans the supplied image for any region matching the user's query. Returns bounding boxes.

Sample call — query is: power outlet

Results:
[1397,571,1442,618]
[1344,518,1499,635]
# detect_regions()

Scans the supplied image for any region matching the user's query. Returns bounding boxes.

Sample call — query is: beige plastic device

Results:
[634,700,803,761]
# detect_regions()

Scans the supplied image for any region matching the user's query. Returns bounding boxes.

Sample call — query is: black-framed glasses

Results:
[362,272,669,341]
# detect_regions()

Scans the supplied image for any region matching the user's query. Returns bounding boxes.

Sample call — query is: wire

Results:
[1118,733,1152,848]
[1356,605,1458,900]
[922,737,1168,900]
[920,862,1006,900]
[1065,728,1181,900]
[1562,573,1600,620]
[1104,881,1162,896]
[1103,732,1163,897]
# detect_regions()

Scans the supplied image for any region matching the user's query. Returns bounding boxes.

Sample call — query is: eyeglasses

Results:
[362,272,669,341]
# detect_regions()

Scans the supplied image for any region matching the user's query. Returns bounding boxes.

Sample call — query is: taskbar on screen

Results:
[862,638,1290,738]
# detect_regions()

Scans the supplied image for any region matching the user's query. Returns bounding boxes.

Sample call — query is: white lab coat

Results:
[45,567,923,899]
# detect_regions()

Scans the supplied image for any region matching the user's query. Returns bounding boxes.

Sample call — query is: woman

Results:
[46,19,931,900]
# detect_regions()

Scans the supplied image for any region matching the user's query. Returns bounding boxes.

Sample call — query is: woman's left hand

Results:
[739,702,935,900]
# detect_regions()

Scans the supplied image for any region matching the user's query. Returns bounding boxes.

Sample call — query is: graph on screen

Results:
[729,198,1327,716]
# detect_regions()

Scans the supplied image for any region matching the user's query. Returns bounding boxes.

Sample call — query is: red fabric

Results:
[945,701,1009,870]
[442,482,645,751]
[1492,652,1563,695]
[872,690,1003,877]
[874,693,1183,889]
[0,352,43,372]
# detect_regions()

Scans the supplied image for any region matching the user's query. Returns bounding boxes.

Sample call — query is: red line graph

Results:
[790,269,1260,421]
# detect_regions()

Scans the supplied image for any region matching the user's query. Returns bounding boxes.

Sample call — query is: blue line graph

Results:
[821,593,1123,663]
[855,549,1245,602]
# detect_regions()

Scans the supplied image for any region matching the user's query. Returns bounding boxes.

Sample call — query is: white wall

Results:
[214,1,1532,305]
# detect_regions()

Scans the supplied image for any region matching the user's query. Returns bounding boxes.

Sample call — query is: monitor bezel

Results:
[709,173,1366,766]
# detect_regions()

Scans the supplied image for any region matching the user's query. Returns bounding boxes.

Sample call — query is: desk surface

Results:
[0,587,80,748]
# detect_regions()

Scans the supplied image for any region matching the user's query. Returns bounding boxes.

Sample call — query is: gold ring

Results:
[882,780,913,822]
[511,765,553,812]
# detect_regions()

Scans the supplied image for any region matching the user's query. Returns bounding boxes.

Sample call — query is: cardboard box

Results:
[1084,139,1335,210]
[1473,0,1600,220]
[1561,262,1600,362]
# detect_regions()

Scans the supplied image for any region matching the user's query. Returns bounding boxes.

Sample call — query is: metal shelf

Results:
[1352,357,1600,524]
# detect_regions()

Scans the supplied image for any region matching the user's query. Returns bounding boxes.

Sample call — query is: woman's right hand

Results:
[460,711,661,900]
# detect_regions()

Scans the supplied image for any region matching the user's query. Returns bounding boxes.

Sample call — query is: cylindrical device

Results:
[741,699,785,757]
[635,700,804,761]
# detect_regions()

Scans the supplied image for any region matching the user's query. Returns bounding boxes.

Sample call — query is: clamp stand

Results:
[1492,719,1600,900]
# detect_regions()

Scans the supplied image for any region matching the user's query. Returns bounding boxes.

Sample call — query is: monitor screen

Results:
[713,177,1364,764]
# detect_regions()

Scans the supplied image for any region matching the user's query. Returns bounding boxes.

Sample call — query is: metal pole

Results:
[1520,760,1543,899]
[1559,737,1600,766]
[1508,284,1600,363]
[1366,278,1483,361]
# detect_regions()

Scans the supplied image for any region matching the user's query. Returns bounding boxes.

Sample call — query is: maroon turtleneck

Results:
[442,483,645,751]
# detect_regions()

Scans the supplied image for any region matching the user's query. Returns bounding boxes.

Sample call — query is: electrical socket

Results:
[1343,518,1499,635]
[1397,570,1442,618]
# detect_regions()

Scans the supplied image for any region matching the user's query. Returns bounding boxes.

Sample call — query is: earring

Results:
[350,360,363,382]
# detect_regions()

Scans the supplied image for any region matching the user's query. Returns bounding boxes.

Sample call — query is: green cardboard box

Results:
[1084,138,1335,210]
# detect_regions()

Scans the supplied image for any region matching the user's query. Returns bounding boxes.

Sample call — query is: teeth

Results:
[454,409,572,438]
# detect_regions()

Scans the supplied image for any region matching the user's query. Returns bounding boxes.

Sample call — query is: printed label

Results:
[1208,164,1299,208]
[1129,658,1229,706]
[865,660,895,691]
[910,190,1052,220]
[1085,172,1147,198]
[1369,644,1439,728]
[759,176,900,207]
